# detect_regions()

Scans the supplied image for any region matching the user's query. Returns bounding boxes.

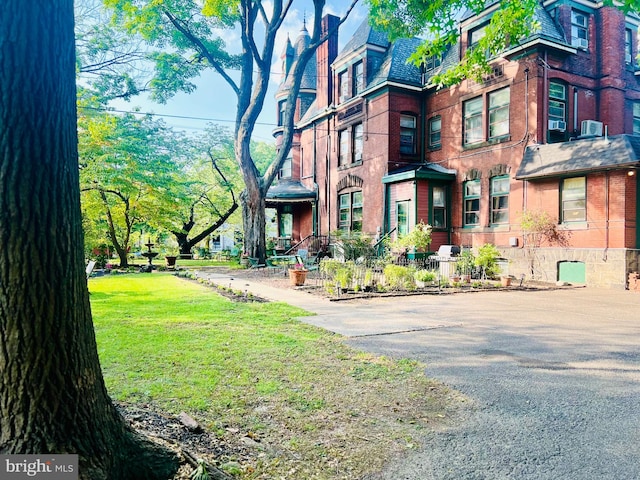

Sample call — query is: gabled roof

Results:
[461,0,565,42]
[334,19,389,64]
[368,37,424,88]
[516,135,640,180]
[334,18,423,89]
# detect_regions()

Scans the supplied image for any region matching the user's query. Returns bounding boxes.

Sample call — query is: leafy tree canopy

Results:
[367,0,640,86]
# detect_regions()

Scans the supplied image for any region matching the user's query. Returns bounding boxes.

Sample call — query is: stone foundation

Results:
[497,247,640,290]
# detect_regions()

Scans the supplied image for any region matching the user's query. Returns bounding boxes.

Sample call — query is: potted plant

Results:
[165,248,178,269]
[414,269,437,288]
[391,222,433,261]
[288,263,308,286]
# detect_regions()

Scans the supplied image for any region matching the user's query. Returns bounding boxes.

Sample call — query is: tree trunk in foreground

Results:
[241,187,267,261]
[0,2,178,478]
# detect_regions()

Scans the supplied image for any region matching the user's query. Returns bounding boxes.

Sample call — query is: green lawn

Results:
[90,273,460,479]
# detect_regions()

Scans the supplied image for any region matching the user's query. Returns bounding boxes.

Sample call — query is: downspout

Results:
[523,68,530,213]
[327,125,331,236]
[573,87,578,134]
[313,121,318,236]
[636,172,640,249]
[603,170,609,261]
[543,51,548,142]
[421,90,426,165]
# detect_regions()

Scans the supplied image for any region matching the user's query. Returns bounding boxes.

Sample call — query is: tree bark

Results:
[241,187,267,260]
[0,2,178,478]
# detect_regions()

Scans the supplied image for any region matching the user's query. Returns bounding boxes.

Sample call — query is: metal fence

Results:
[315,254,482,294]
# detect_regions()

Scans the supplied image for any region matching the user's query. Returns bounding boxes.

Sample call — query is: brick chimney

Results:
[316,14,339,110]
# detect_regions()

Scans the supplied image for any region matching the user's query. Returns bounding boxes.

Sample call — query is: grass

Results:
[90,273,463,479]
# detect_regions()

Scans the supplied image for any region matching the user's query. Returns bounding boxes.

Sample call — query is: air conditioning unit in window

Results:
[548,120,566,132]
[626,53,633,64]
[574,38,589,49]
[581,119,603,137]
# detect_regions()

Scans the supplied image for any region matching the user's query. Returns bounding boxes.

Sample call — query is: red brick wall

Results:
[416,181,430,224]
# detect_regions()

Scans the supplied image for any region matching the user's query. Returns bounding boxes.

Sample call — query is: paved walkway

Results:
[195,270,640,480]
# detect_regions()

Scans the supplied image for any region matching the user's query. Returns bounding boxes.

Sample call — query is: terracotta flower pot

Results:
[289,269,308,286]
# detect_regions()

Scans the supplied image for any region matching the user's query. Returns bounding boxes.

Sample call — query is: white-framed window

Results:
[352,123,363,162]
[400,115,417,155]
[429,116,442,149]
[625,29,633,64]
[432,186,446,229]
[488,87,510,139]
[490,176,510,225]
[549,81,566,123]
[634,102,640,135]
[339,124,363,166]
[561,177,586,223]
[464,97,484,145]
[396,200,410,237]
[353,61,364,95]
[338,129,348,166]
[339,191,363,233]
[338,69,350,103]
[463,180,481,226]
[571,10,589,49]
[469,24,486,48]
[279,154,292,179]
[424,55,441,72]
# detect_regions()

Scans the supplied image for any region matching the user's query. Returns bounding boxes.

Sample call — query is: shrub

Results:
[384,264,416,290]
[456,250,476,275]
[391,222,432,252]
[414,269,437,283]
[335,267,353,289]
[475,243,501,278]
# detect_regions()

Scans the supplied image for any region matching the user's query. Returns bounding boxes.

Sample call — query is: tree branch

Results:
[162,10,240,96]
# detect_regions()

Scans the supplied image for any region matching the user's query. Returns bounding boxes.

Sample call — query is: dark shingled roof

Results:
[335,18,422,88]
[516,135,640,180]
[369,37,424,88]
[334,19,389,64]
[276,26,316,96]
[266,180,316,203]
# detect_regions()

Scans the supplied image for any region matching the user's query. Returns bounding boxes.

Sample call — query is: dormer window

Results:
[339,70,350,103]
[571,10,589,49]
[469,24,487,49]
[424,55,441,72]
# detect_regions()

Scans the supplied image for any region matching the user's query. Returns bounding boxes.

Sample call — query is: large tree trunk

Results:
[241,187,267,261]
[0,2,178,479]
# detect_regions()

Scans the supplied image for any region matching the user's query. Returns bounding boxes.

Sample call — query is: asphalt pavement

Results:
[195,271,640,480]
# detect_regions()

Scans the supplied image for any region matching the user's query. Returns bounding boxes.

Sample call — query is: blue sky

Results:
[109,1,368,143]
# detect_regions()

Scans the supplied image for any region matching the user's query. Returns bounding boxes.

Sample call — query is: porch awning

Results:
[516,134,640,180]
[382,163,456,184]
[266,180,316,204]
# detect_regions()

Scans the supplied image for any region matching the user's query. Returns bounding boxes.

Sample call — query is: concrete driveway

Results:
[199,272,640,479]
[303,288,640,480]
